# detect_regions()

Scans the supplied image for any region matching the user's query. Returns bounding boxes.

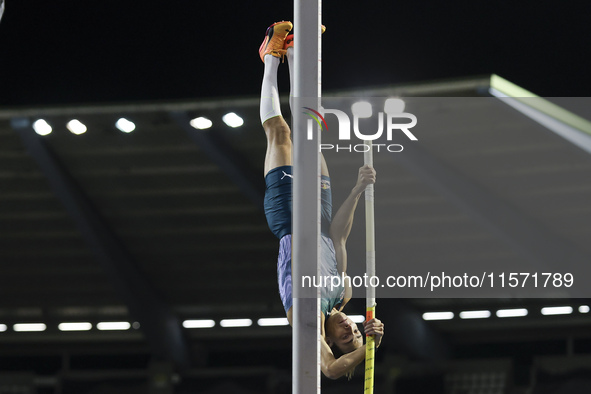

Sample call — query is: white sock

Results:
[260,55,282,125]
[286,47,295,113]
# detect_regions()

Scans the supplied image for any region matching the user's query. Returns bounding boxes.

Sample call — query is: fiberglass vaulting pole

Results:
[364,140,376,393]
[293,0,322,393]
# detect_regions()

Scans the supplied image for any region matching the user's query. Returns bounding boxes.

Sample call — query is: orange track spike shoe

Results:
[284,25,326,50]
[259,21,293,62]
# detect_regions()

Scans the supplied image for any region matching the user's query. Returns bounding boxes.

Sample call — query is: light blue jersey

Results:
[277,234,345,316]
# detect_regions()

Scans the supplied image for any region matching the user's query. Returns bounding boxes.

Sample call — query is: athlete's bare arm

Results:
[330,165,376,275]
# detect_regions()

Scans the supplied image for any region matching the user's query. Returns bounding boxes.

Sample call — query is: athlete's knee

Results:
[264,117,291,146]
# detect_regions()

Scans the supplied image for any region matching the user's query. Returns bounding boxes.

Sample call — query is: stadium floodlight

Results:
[67,119,87,135]
[190,117,213,130]
[222,112,244,128]
[350,315,366,323]
[496,308,528,318]
[96,321,130,331]
[33,119,52,136]
[541,306,573,316]
[257,318,289,327]
[220,318,252,328]
[13,323,47,332]
[459,310,491,319]
[116,118,135,133]
[183,319,215,328]
[385,98,406,113]
[422,312,454,321]
[58,322,92,331]
[351,101,372,117]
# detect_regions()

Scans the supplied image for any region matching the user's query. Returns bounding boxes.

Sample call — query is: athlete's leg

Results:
[260,23,295,321]
[261,56,292,176]
[260,22,293,176]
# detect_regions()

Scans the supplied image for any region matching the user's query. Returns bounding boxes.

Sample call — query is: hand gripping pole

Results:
[364,140,376,394]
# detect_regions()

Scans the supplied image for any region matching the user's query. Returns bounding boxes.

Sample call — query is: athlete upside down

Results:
[259,21,385,380]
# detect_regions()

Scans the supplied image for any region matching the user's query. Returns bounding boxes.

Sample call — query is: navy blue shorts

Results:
[264,165,333,239]
[265,166,337,315]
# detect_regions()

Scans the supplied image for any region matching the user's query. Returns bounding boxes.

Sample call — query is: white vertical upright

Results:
[364,140,376,308]
[293,0,322,393]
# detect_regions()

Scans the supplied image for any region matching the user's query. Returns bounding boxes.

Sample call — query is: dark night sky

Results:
[0,0,590,107]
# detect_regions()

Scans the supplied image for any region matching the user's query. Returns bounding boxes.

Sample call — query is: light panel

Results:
[58,322,92,331]
[257,317,289,327]
[496,308,528,318]
[422,312,454,321]
[116,118,135,133]
[384,97,406,113]
[350,315,366,323]
[33,119,52,136]
[67,119,87,135]
[459,310,491,319]
[220,318,252,328]
[190,117,213,130]
[96,322,130,331]
[351,101,372,117]
[541,306,573,316]
[183,319,215,328]
[222,112,244,128]
[13,323,47,332]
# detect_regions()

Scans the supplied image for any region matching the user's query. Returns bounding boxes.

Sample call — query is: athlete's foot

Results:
[284,25,326,50]
[259,21,293,63]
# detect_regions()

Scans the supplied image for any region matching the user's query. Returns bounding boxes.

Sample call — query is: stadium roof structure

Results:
[1,75,591,390]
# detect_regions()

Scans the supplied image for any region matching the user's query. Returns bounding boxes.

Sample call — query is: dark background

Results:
[1,0,590,107]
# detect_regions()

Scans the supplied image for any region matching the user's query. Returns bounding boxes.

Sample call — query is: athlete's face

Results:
[325,312,363,354]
